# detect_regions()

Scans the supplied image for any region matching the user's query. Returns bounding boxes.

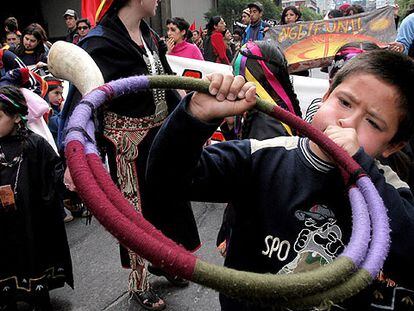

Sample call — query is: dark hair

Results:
[329,41,380,81]
[233,28,243,36]
[328,9,344,18]
[76,18,91,28]
[192,30,200,35]
[345,4,364,16]
[4,17,18,32]
[0,85,29,142]
[15,23,47,60]
[44,76,64,93]
[166,17,191,40]
[0,85,27,119]
[280,6,301,25]
[206,16,222,35]
[329,50,414,143]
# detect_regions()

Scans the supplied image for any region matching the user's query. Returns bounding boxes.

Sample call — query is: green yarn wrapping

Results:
[148,75,276,113]
[281,269,372,309]
[193,257,356,301]
[149,76,210,94]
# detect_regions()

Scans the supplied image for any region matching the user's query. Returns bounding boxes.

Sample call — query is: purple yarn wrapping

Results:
[357,176,391,278]
[65,76,149,149]
[108,76,150,98]
[82,89,109,109]
[340,187,370,268]
[65,104,93,146]
[84,119,99,155]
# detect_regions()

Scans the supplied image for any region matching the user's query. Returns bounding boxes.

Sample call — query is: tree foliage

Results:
[204,0,281,25]
[300,6,323,21]
[397,0,414,18]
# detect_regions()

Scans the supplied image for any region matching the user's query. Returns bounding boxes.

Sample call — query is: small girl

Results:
[0,85,73,310]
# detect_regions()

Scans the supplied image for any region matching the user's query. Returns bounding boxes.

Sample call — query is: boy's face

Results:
[312,73,404,159]
[250,8,263,23]
[65,16,77,30]
[48,86,64,107]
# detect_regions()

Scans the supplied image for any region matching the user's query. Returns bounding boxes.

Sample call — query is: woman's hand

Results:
[189,73,256,122]
[166,37,175,54]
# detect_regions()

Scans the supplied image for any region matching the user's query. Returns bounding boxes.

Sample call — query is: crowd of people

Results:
[1,0,414,310]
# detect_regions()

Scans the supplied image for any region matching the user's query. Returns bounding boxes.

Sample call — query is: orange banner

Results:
[266,6,396,72]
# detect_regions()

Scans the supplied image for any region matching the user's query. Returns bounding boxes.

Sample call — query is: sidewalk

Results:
[51,202,225,311]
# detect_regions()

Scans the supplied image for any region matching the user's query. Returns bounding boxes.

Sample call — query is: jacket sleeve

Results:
[146,94,252,203]
[210,32,230,64]
[396,14,414,55]
[353,149,414,287]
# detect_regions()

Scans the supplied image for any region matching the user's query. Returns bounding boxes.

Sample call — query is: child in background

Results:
[44,76,64,143]
[147,50,414,310]
[0,85,72,310]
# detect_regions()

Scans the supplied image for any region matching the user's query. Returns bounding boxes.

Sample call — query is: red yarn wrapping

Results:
[86,154,187,253]
[66,141,196,279]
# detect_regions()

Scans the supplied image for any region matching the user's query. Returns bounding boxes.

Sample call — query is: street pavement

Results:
[50,202,226,311]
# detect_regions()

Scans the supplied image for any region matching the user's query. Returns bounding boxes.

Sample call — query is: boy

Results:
[147,50,414,310]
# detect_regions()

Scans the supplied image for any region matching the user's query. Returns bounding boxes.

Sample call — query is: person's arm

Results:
[147,74,256,202]
[210,32,230,64]
[395,14,414,54]
[3,50,26,71]
[353,149,414,287]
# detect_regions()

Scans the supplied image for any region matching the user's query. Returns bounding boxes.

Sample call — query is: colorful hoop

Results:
[64,75,390,308]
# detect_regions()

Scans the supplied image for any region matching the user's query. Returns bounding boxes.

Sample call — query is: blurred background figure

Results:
[166,17,204,60]
[73,18,91,44]
[4,32,21,50]
[203,16,230,64]
[241,8,251,26]
[242,2,269,44]
[63,9,79,43]
[192,29,203,53]
[327,9,344,19]
[14,23,48,68]
[280,6,302,25]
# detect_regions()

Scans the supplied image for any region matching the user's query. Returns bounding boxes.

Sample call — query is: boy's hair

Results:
[329,50,414,143]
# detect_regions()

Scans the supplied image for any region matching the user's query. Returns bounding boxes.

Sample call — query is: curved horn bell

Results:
[47,41,104,95]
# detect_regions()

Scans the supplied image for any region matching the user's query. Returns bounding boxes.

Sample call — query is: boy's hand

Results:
[189,73,256,122]
[324,125,360,157]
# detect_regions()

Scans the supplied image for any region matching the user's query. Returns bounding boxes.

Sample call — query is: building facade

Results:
[1,0,216,42]
[282,0,319,12]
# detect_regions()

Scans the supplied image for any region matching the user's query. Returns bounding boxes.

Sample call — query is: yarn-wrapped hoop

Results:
[61,74,390,308]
